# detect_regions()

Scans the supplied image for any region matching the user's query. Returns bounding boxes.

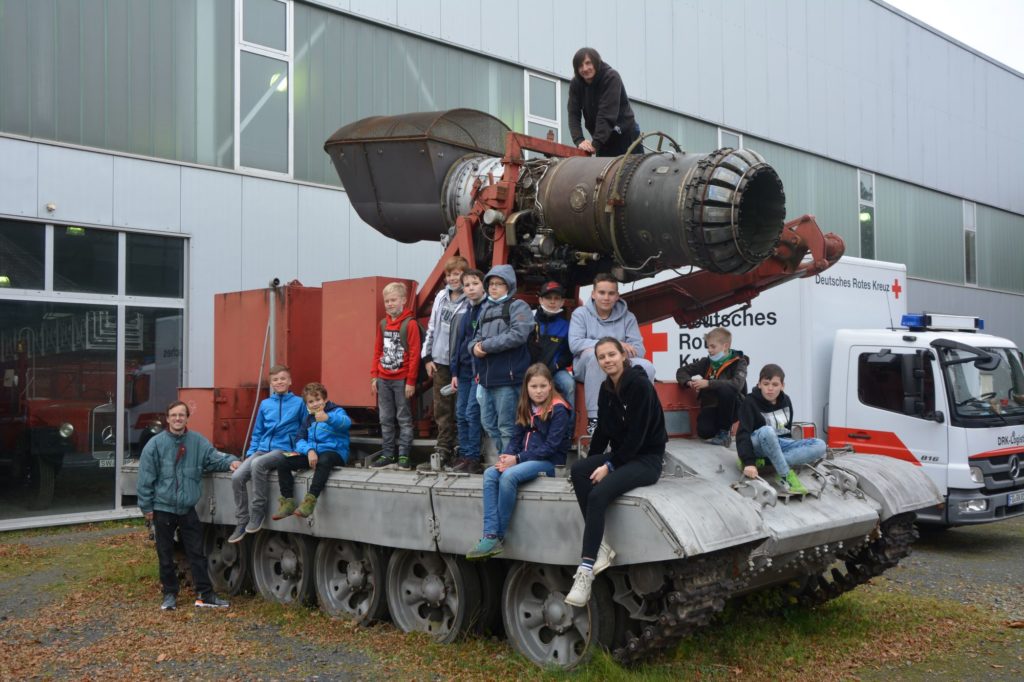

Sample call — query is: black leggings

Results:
[569,451,663,560]
[277,451,344,498]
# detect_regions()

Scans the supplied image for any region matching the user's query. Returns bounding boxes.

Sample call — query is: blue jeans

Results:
[552,369,576,412]
[455,375,482,460]
[477,384,518,454]
[752,426,827,476]
[482,460,556,538]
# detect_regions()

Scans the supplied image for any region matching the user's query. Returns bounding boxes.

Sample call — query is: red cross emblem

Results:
[892,278,902,299]
[639,324,668,362]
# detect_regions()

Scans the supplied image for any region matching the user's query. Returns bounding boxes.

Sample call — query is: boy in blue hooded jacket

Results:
[271,382,351,519]
[228,365,305,543]
[470,265,534,453]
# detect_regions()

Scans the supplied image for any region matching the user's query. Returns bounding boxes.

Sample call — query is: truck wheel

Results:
[501,562,615,670]
[204,524,252,595]
[252,531,317,605]
[385,550,481,644]
[27,459,57,511]
[314,539,388,625]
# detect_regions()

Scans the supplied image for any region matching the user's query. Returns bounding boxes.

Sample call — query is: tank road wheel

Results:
[204,524,252,595]
[314,540,388,625]
[501,562,615,670]
[252,531,317,605]
[385,550,481,644]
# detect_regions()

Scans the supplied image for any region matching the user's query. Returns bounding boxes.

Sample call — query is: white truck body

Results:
[646,256,1024,525]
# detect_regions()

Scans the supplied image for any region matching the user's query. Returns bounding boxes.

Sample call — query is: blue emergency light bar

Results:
[901,313,984,332]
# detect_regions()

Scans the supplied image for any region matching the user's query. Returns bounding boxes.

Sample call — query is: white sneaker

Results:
[593,541,616,575]
[564,568,594,607]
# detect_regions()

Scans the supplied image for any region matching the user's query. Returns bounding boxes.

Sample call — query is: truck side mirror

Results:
[930,410,945,424]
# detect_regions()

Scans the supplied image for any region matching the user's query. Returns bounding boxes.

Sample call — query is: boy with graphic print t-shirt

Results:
[371,282,421,470]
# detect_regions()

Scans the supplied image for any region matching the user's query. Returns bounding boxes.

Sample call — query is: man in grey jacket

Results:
[569,273,656,432]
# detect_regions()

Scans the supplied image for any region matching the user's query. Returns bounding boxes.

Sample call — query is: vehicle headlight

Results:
[58,422,75,439]
[147,420,163,435]
[957,498,988,513]
[969,466,984,484]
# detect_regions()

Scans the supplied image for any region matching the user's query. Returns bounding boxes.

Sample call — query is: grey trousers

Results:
[574,349,656,418]
[378,378,413,457]
[233,449,287,523]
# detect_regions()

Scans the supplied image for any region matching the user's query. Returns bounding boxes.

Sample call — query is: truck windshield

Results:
[940,346,1024,421]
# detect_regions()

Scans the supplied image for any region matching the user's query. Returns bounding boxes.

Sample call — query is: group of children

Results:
[677,326,827,494]
[145,265,828,611]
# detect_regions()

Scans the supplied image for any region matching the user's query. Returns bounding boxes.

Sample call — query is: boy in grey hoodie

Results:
[422,256,469,462]
[568,273,656,432]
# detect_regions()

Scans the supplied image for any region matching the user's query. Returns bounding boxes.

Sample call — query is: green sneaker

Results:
[782,469,809,495]
[371,454,396,469]
[293,493,317,518]
[465,536,503,561]
[397,456,412,471]
[271,496,296,520]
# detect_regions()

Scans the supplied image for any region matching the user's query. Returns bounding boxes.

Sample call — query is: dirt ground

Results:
[1,517,1022,680]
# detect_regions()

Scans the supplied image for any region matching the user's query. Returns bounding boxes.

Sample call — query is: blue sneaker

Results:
[465,536,503,561]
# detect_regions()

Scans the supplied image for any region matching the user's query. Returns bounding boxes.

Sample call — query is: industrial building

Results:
[1,0,1022,528]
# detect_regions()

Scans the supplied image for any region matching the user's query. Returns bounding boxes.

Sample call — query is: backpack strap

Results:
[381,317,413,352]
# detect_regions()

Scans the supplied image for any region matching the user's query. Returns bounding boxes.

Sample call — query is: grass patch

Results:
[2,523,1020,681]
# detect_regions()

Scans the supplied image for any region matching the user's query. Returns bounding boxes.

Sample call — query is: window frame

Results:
[717,127,743,150]
[858,170,876,260]
[235,0,294,178]
[963,200,977,287]
[524,71,562,146]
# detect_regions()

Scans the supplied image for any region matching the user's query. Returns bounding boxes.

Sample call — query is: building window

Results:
[963,200,977,286]
[126,235,186,298]
[718,128,743,150]
[54,226,118,294]
[0,220,46,291]
[858,170,875,259]
[237,0,293,175]
[525,72,561,157]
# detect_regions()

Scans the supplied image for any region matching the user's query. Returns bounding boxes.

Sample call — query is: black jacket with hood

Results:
[588,364,668,469]
[567,61,637,155]
[735,387,795,467]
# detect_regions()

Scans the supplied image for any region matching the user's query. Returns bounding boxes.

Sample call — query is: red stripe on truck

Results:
[828,427,921,465]
[968,446,1024,460]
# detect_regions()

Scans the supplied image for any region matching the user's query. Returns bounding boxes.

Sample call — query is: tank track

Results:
[611,547,746,665]
[789,512,919,608]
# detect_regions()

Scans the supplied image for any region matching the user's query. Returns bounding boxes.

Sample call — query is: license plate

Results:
[98,458,115,468]
[1009,490,1024,506]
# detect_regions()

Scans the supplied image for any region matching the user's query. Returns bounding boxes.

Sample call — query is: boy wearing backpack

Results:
[371,282,421,470]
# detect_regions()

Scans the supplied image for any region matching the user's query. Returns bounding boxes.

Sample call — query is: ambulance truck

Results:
[648,257,1024,526]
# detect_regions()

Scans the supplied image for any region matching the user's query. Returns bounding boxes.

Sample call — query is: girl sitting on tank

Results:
[465,363,573,561]
[565,337,667,607]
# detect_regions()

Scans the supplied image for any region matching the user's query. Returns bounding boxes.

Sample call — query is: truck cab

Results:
[828,313,1024,525]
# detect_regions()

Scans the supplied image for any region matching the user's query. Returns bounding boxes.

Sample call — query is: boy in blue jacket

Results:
[448,268,487,474]
[137,401,239,610]
[271,382,352,519]
[531,281,575,410]
[229,365,306,543]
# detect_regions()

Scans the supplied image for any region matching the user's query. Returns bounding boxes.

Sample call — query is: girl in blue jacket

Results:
[466,363,572,560]
[272,382,351,519]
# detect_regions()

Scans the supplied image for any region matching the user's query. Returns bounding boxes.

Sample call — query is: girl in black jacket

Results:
[567,47,641,157]
[565,337,667,607]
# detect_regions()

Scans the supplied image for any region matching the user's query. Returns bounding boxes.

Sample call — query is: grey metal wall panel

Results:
[644,0,673,109]
[112,158,181,232]
[481,2,518,62]
[349,0,395,24]
[439,0,481,51]
[517,0,555,74]
[670,0,700,116]
[240,178,299,289]
[875,177,961,283]
[181,167,243,386]
[395,0,440,38]
[347,205,397,278]
[741,0,769,138]
[977,205,1024,293]
[297,185,350,285]
[0,137,38,218]
[396,241,442,287]
[614,3,647,102]
[745,135,858,249]
[695,2,724,123]
[908,279,1024,349]
[631,101,717,152]
[36,145,113,226]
